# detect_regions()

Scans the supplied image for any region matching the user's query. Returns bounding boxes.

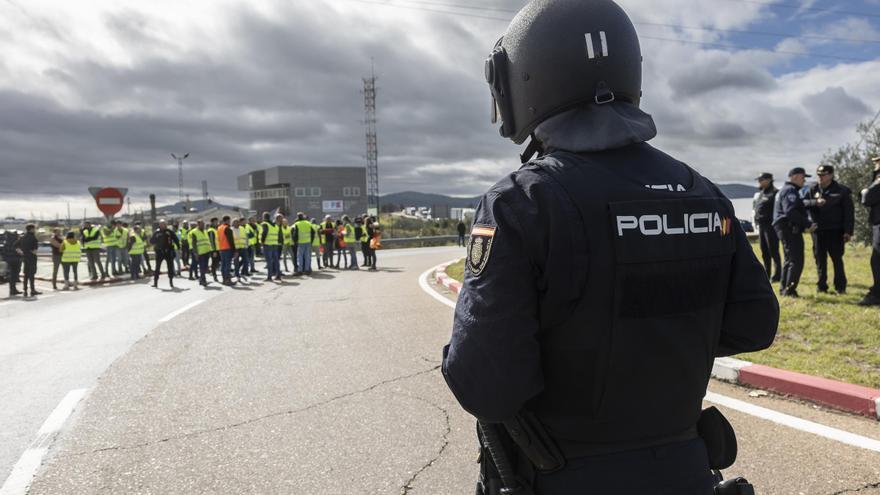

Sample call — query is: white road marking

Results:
[0,388,88,495]
[158,299,205,322]
[419,258,880,453]
[418,264,456,310]
[704,391,880,453]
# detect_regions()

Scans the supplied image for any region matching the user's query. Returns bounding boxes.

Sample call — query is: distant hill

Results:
[382,183,755,207]
[155,199,243,214]
[381,191,480,208]
[717,183,756,199]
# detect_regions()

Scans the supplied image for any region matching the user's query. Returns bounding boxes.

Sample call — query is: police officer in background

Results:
[773,167,822,297]
[151,219,179,289]
[442,1,779,493]
[753,172,781,282]
[807,165,854,294]
[859,156,880,306]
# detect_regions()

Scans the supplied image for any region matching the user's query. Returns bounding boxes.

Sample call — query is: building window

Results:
[252,188,290,200]
[344,187,361,197]
[294,187,306,197]
[310,187,321,197]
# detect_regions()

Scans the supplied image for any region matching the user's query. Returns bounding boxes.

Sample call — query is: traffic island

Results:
[436,259,880,420]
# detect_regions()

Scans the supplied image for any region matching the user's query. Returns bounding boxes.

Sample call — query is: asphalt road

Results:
[2,246,879,494]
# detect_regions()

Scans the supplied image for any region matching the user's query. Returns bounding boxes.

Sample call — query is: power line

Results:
[718,0,880,19]
[345,0,878,61]
[637,21,880,45]
[640,35,873,62]
[349,0,880,44]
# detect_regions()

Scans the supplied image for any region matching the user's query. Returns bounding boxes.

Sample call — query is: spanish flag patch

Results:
[467,224,496,276]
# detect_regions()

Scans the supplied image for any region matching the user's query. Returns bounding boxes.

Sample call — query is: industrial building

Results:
[237,166,368,220]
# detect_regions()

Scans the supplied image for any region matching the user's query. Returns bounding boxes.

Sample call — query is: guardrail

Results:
[380,235,463,248]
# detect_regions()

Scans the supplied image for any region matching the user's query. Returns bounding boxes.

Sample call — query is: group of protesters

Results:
[2,212,383,296]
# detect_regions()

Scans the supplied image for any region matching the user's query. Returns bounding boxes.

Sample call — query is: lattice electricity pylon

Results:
[362,65,379,215]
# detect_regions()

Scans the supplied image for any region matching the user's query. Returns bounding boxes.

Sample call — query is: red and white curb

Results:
[434,260,463,295]
[712,357,880,420]
[435,262,880,421]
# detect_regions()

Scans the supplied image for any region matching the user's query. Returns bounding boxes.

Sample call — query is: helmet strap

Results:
[520,134,544,164]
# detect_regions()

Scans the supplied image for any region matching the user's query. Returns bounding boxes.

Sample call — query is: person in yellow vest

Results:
[341,215,359,270]
[310,218,323,270]
[102,221,120,276]
[232,218,249,281]
[292,212,315,275]
[207,218,220,283]
[118,222,131,275]
[190,220,213,287]
[80,220,108,280]
[188,222,202,281]
[260,212,282,281]
[127,225,146,280]
[280,217,295,274]
[246,216,260,275]
[356,216,369,269]
[60,232,81,290]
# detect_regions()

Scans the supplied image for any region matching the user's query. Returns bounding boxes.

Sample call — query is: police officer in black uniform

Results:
[859,156,880,306]
[753,172,781,281]
[773,167,821,297]
[441,1,779,493]
[807,165,854,294]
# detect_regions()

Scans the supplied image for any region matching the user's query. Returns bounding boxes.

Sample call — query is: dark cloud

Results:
[803,86,871,127]
[668,55,777,98]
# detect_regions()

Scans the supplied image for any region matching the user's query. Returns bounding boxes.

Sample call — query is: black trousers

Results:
[775,223,804,294]
[871,225,880,297]
[154,251,175,285]
[7,259,21,294]
[533,438,713,494]
[812,230,847,292]
[23,254,37,292]
[757,222,781,279]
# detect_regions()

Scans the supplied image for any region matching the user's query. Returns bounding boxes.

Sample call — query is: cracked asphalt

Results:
[8,245,880,494]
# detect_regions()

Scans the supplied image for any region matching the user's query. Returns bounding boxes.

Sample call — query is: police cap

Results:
[788,167,811,178]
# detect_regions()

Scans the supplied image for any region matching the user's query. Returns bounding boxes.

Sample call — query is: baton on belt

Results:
[478,421,527,494]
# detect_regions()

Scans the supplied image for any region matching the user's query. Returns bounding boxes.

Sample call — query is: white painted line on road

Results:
[418,264,456,310]
[418,258,880,454]
[704,391,880,453]
[0,388,88,495]
[158,299,205,323]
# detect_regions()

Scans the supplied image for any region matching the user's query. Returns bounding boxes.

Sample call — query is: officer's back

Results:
[442,1,779,493]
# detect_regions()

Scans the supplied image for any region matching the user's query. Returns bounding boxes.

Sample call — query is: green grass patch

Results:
[443,239,879,388]
[741,236,880,389]
[445,259,465,284]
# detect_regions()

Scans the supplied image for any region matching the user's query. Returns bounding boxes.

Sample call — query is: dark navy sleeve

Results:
[442,186,543,423]
[717,219,779,356]
[842,186,855,235]
[781,190,812,228]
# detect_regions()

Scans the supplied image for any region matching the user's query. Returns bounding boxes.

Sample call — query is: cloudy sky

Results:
[1,0,878,219]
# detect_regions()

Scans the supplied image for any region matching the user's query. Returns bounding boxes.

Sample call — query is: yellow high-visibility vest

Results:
[128,233,145,255]
[190,229,212,255]
[61,240,82,263]
[262,222,280,246]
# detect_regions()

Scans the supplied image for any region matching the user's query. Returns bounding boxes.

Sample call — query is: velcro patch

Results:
[467,224,495,276]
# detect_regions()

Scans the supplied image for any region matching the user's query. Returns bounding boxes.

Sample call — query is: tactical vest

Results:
[525,150,736,452]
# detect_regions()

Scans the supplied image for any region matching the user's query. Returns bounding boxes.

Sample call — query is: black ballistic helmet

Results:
[486,0,643,144]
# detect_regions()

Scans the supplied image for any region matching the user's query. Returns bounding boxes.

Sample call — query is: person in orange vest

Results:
[217,215,237,286]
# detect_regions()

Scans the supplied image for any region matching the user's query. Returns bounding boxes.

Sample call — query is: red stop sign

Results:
[95,187,124,216]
